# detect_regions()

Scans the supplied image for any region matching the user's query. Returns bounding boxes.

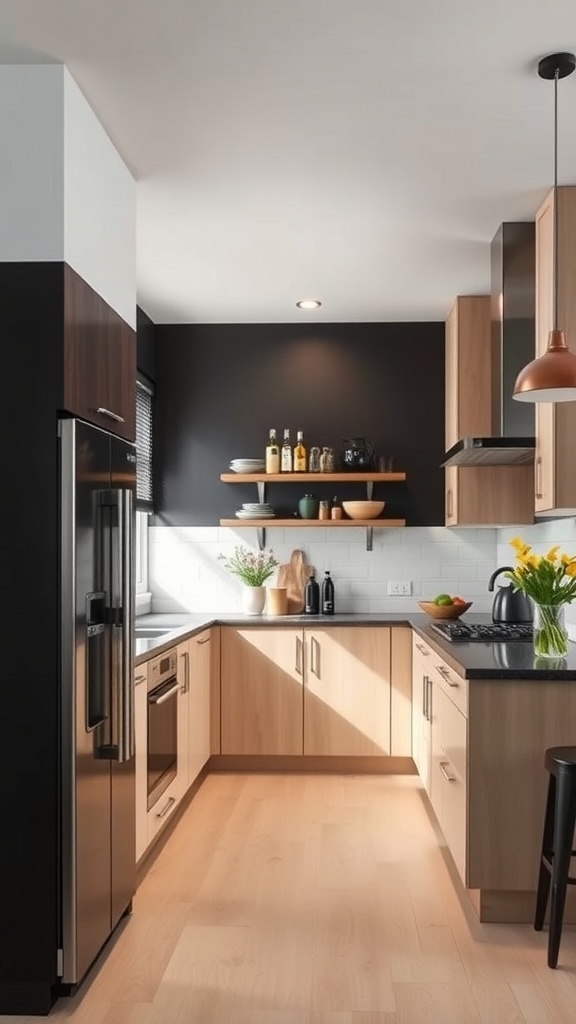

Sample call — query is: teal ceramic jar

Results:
[298,494,319,519]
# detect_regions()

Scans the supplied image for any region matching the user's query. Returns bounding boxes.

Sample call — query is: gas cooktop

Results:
[430,621,533,642]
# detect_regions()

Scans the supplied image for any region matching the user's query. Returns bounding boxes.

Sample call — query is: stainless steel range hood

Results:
[442,222,536,468]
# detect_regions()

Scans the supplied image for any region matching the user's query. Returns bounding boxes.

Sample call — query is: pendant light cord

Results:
[554,68,559,331]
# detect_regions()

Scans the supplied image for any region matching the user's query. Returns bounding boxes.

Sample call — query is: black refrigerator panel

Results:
[60,419,136,987]
[110,433,136,928]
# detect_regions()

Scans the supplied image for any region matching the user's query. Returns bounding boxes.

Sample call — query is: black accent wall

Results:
[137,306,157,382]
[154,322,445,526]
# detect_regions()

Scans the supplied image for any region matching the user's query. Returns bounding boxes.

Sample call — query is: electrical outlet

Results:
[387,581,412,596]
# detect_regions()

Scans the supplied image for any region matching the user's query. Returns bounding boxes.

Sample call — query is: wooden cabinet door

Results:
[63,264,136,441]
[411,639,431,791]
[445,302,459,448]
[221,628,303,754]
[303,627,391,756]
[431,685,467,884]
[188,628,212,784]
[535,192,556,513]
[175,639,191,795]
[134,664,149,861]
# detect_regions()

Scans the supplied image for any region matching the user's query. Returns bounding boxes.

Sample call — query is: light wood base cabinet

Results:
[220,627,303,754]
[412,631,576,922]
[188,628,213,783]
[303,627,391,755]
[134,664,149,862]
[220,625,409,759]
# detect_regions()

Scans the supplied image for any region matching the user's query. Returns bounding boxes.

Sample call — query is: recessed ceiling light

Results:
[296,299,322,310]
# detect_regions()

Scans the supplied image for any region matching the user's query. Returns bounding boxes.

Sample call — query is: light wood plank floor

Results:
[10,773,576,1023]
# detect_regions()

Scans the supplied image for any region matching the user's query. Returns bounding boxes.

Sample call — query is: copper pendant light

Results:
[513,51,576,403]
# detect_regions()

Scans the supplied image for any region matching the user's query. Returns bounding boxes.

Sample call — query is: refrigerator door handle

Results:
[121,487,134,761]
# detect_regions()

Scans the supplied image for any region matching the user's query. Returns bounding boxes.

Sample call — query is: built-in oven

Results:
[147,648,178,811]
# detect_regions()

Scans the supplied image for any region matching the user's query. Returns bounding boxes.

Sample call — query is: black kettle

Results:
[341,437,375,470]
[488,566,532,624]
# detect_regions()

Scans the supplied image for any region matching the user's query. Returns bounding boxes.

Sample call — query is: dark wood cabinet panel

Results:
[63,265,136,441]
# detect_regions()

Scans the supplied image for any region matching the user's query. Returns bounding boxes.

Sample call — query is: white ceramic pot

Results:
[241,585,266,615]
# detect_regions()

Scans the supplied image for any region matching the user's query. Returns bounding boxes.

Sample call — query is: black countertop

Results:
[134,612,576,680]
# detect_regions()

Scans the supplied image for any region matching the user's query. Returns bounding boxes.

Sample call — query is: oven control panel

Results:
[148,649,178,691]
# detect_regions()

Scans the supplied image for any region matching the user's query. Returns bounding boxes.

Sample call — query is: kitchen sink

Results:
[134,627,174,638]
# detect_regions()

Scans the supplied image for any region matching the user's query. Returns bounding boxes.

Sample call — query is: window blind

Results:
[136,377,154,512]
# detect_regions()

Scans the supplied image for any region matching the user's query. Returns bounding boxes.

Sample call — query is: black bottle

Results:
[321,570,335,615]
[305,573,320,615]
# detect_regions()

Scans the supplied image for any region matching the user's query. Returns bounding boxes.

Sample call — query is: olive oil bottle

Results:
[265,428,280,473]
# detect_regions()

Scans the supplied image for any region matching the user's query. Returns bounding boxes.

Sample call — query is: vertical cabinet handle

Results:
[310,636,321,678]
[180,650,190,694]
[295,636,303,676]
[446,488,453,520]
[535,455,543,501]
[422,674,428,720]
[426,677,432,722]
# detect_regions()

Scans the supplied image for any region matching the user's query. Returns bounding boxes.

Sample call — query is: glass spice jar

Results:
[331,495,342,519]
[318,500,330,520]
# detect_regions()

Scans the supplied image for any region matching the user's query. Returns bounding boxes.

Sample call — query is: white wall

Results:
[0,65,64,260]
[0,64,136,328]
[148,525,498,614]
[63,69,136,329]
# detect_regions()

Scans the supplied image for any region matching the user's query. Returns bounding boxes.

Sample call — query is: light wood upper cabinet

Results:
[445,296,492,449]
[535,187,576,516]
[444,295,533,526]
[303,627,391,756]
[220,627,304,755]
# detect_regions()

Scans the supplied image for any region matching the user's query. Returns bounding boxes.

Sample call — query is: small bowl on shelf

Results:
[341,500,385,520]
[418,600,473,620]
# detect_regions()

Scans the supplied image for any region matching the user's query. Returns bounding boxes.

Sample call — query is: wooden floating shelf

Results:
[220,471,406,483]
[220,518,406,528]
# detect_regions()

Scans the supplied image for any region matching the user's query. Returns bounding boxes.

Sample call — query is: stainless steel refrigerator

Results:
[59,418,136,986]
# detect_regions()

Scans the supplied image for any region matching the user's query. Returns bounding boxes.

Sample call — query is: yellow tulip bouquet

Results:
[506,537,576,657]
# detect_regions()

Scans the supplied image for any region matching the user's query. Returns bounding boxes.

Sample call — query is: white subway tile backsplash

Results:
[147,524,500,614]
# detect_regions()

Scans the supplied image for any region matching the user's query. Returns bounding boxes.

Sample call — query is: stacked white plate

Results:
[236,502,275,519]
[229,458,265,473]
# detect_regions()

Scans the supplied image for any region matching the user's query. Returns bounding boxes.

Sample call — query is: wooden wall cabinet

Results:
[534,187,576,516]
[63,264,136,441]
[444,296,533,526]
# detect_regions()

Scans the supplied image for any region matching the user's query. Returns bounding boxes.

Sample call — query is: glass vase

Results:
[532,602,568,658]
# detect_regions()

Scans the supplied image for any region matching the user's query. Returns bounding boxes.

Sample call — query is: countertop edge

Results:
[134,613,576,679]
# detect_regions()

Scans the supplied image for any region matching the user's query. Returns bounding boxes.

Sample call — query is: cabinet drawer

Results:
[412,635,434,663]
[432,685,467,884]
[429,656,468,717]
[147,776,181,847]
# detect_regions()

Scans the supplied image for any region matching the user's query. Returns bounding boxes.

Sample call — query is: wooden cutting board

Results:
[276,549,315,614]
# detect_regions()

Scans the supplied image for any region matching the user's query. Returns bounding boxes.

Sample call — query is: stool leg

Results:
[535,774,556,931]
[548,768,576,968]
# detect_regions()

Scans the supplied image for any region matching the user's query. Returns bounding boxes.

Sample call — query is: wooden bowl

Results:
[341,500,385,520]
[418,600,473,619]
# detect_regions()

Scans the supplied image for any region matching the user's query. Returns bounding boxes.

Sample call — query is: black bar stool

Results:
[534,746,576,967]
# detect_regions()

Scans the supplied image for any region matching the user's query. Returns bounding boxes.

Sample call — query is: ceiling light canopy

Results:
[513,51,576,403]
[296,299,322,310]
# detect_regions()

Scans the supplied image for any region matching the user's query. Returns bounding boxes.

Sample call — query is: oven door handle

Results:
[149,681,179,706]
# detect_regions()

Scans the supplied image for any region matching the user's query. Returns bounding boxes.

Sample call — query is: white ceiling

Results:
[1,0,576,324]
